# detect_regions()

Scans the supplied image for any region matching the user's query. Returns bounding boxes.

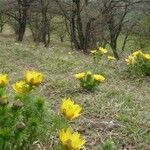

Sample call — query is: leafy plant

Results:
[91,47,108,63]
[0,71,66,150]
[74,71,105,91]
[99,139,116,150]
[125,50,150,76]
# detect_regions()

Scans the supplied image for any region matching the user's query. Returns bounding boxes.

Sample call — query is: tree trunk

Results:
[110,40,119,60]
[75,0,85,50]
[17,0,28,41]
[41,0,50,47]
[70,8,80,49]
[84,18,95,51]
[17,22,26,41]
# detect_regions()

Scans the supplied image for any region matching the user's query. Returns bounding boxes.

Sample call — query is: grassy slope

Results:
[0,34,150,150]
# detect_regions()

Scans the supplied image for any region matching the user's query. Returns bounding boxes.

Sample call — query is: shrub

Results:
[74,71,105,91]
[125,50,150,76]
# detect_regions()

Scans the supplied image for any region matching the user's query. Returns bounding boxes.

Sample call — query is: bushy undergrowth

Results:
[125,50,150,75]
[0,71,55,149]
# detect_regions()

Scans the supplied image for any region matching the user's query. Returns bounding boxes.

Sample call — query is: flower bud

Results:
[13,100,23,110]
[16,122,26,131]
[0,96,8,106]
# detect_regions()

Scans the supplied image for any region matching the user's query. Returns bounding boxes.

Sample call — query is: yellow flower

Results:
[93,74,105,82]
[0,74,9,87]
[90,50,97,54]
[60,98,82,120]
[144,54,150,61]
[25,70,43,86]
[12,81,29,94]
[125,55,136,65]
[99,47,108,54]
[59,128,85,150]
[74,72,85,80]
[107,55,116,61]
[132,50,143,57]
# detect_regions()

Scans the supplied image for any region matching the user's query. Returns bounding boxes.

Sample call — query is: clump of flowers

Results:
[74,71,105,91]
[125,50,150,75]
[12,70,44,95]
[91,47,108,62]
[107,55,116,61]
[0,70,86,149]
[59,98,85,149]
[0,70,55,149]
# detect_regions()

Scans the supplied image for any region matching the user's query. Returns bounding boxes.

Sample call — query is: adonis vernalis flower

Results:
[12,81,29,94]
[93,74,105,82]
[125,55,136,65]
[125,50,144,65]
[59,128,85,150]
[144,54,150,61]
[74,72,85,80]
[99,47,108,54]
[25,70,43,86]
[107,56,116,61]
[132,50,143,57]
[0,74,9,87]
[60,98,82,120]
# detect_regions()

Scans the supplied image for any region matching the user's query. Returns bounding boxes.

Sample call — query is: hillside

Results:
[0,35,150,149]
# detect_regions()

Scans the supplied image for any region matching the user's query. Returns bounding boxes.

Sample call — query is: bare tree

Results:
[28,0,54,46]
[54,0,98,52]
[2,0,34,41]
